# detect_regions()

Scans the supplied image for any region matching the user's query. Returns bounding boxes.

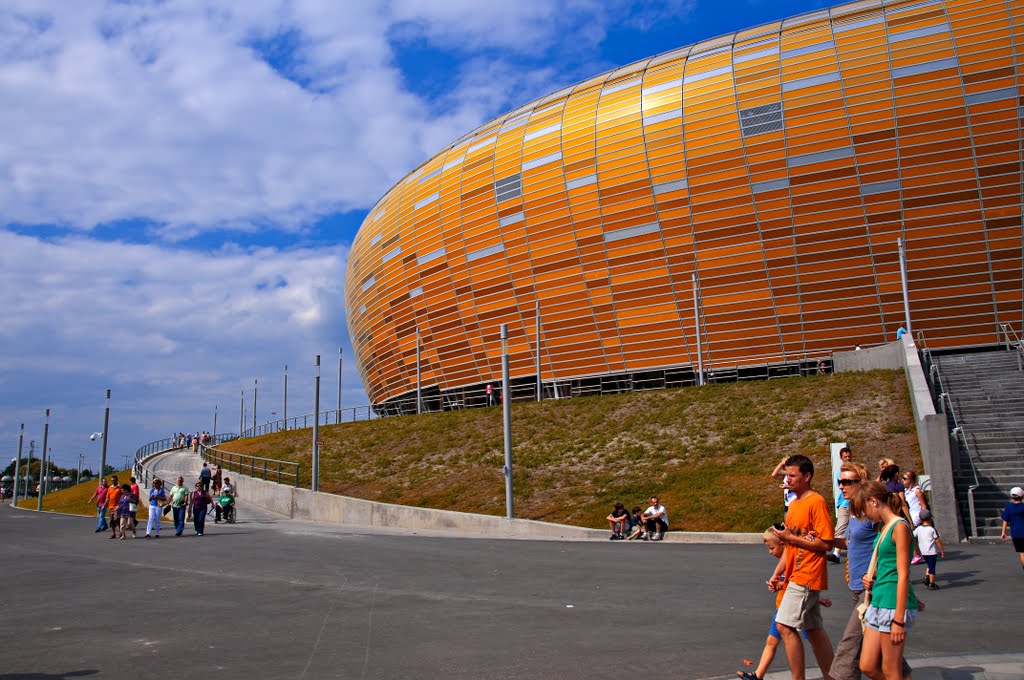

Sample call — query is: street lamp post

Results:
[12,423,23,506]
[283,364,288,431]
[37,409,50,511]
[253,378,258,435]
[337,347,343,424]
[500,324,514,520]
[312,354,321,492]
[100,389,111,479]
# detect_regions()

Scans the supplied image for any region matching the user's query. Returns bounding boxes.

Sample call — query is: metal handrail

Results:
[918,336,982,537]
[1000,323,1023,371]
[131,433,238,489]
[200,443,301,488]
[236,354,835,439]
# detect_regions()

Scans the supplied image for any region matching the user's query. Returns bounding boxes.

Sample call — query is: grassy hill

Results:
[216,370,921,532]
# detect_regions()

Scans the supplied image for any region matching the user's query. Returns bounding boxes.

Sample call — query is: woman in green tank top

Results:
[850,480,920,680]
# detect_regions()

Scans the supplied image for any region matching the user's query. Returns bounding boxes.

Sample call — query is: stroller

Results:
[216,493,236,524]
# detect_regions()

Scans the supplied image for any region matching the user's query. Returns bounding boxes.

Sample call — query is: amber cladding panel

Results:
[346,0,1024,406]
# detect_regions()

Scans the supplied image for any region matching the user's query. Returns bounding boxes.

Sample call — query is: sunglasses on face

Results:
[838,479,859,486]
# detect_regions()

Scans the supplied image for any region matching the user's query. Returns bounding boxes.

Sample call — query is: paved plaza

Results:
[1,458,1021,679]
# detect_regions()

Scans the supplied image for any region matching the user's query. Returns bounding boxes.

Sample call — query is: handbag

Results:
[162,504,173,517]
[857,517,901,630]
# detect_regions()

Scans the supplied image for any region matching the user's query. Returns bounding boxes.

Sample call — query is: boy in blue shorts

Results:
[737,528,831,680]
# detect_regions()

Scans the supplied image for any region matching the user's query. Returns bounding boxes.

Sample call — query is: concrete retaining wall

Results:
[229,471,759,544]
[834,337,964,541]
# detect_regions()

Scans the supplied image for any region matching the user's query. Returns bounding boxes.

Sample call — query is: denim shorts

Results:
[864,604,918,633]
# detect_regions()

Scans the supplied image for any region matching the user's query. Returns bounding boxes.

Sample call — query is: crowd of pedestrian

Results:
[173,432,212,452]
[736,448,1024,680]
[87,465,235,539]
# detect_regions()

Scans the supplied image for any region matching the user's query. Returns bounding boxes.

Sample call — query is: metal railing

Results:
[1000,323,1023,371]
[918,337,982,538]
[236,354,834,438]
[131,433,238,489]
[200,443,301,487]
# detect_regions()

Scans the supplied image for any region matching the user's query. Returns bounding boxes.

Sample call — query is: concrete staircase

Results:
[933,349,1024,539]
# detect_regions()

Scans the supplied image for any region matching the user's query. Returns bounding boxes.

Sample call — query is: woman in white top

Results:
[902,470,928,527]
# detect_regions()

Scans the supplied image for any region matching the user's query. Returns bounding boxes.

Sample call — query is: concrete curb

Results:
[156,450,762,544]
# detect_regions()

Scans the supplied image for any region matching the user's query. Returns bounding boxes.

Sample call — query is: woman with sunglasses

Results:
[829,464,914,680]
[851,481,921,680]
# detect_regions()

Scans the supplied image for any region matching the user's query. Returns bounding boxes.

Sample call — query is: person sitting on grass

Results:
[642,496,668,541]
[737,528,831,680]
[625,506,645,540]
[606,502,630,540]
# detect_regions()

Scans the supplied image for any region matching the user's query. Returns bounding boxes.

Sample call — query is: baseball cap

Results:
[919,509,932,521]
[1011,486,1024,499]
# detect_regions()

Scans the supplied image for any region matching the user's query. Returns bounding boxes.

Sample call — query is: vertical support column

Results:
[501,324,514,520]
[898,237,913,335]
[416,328,422,415]
[536,299,542,402]
[12,423,23,506]
[100,390,111,481]
[37,409,50,511]
[693,274,705,386]
[312,354,320,492]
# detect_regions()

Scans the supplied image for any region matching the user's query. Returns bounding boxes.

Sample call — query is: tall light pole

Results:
[337,347,343,424]
[312,354,321,492]
[536,299,542,402]
[239,389,244,438]
[283,364,288,431]
[253,378,258,435]
[898,237,913,336]
[501,324,514,519]
[212,404,218,443]
[12,423,23,506]
[37,409,50,510]
[77,454,85,484]
[415,329,422,415]
[693,273,705,386]
[100,389,111,479]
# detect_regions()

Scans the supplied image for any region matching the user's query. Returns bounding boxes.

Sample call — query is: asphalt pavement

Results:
[1,457,1022,679]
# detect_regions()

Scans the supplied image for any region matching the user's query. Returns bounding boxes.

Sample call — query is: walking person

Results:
[830,447,853,563]
[116,483,136,539]
[913,509,944,589]
[146,478,167,538]
[187,481,213,536]
[199,462,212,493]
[1000,486,1024,572]
[851,481,920,680]
[169,476,189,537]
[768,455,835,680]
[829,463,913,680]
[106,476,123,539]
[129,476,141,532]
[88,477,109,532]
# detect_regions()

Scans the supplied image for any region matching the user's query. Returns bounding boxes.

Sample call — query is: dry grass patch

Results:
[216,370,921,532]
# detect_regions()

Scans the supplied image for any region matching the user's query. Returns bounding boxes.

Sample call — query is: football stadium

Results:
[345,0,1024,411]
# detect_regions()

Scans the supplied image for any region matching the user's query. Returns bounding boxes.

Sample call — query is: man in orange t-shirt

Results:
[105,476,123,539]
[769,454,835,680]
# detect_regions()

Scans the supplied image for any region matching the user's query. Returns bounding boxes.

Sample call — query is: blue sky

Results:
[0,0,830,472]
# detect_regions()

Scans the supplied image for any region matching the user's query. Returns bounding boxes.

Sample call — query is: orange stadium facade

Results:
[345,0,1024,410]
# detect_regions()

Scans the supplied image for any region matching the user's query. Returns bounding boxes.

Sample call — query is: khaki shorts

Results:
[775,581,824,631]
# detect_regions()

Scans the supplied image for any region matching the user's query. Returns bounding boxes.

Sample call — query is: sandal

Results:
[737,672,762,680]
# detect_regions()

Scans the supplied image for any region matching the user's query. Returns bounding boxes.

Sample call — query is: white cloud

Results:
[0,0,651,238]
[0,0,703,471]
[0,229,357,469]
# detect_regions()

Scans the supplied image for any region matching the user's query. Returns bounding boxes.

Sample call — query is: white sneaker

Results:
[653,532,663,541]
